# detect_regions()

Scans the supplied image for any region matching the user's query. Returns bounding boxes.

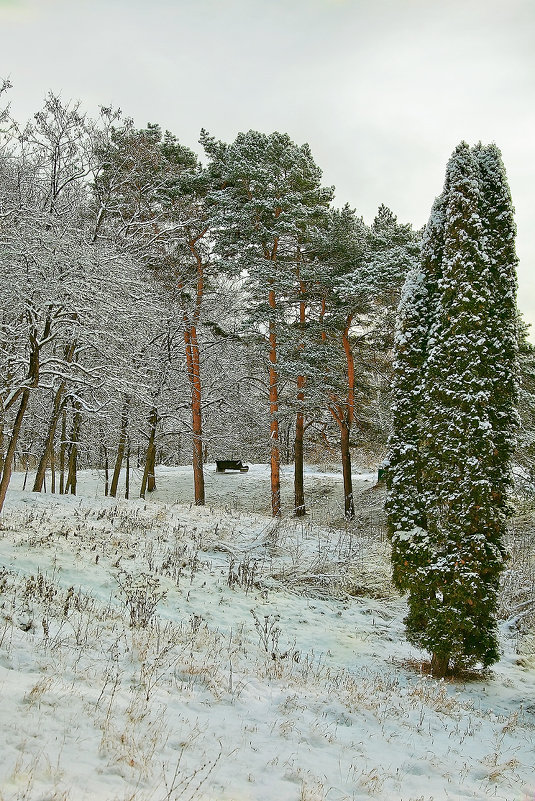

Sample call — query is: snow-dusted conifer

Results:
[475,143,519,503]
[388,142,519,675]
[386,193,445,588]
[386,268,430,583]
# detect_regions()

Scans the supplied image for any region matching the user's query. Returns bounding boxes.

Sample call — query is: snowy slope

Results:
[0,466,533,801]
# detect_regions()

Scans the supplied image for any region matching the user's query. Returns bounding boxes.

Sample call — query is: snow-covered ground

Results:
[0,465,533,801]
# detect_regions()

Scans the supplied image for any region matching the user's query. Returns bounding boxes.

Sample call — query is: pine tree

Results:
[387,142,518,675]
[203,130,332,517]
[364,206,422,456]
[310,205,372,518]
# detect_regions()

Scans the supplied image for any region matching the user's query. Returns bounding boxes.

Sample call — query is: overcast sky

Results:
[2,0,534,332]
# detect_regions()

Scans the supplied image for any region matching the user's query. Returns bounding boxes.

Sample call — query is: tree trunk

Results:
[109,398,130,498]
[294,376,306,517]
[340,423,355,520]
[65,399,82,495]
[181,235,208,506]
[33,343,75,494]
[50,447,56,493]
[0,389,31,513]
[328,316,356,520]
[103,446,109,496]
[32,383,67,492]
[0,320,46,513]
[431,653,450,678]
[22,454,30,491]
[268,290,281,517]
[125,438,130,500]
[0,410,4,472]
[59,408,67,494]
[140,407,158,499]
[294,288,307,517]
[184,324,205,506]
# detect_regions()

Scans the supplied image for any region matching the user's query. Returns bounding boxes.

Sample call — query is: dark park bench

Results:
[215,460,249,473]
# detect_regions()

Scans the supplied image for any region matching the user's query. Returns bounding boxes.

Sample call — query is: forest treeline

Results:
[0,86,534,521]
[0,88,421,517]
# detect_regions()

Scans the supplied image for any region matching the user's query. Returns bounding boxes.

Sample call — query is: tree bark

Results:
[268,289,281,517]
[180,234,209,507]
[184,325,205,505]
[0,318,47,513]
[109,398,130,498]
[22,454,30,491]
[125,438,130,500]
[65,399,82,495]
[340,423,355,520]
[59,408,67,494]
[50,447,56,493]
[32,384,67,492]
[294,288,307,517]
[103,446,109,496]
[33,342,76,493]
[328,315,357,520]
[140,406,158,498]
[0,406,4,472]
[294,376,306,517]
[431,653,450,678]
[0,388,30,513]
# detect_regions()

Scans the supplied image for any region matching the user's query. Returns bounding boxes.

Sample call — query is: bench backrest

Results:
[216,460,243,470]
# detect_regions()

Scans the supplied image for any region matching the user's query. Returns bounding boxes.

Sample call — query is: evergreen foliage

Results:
[202,129,333,516]
[515,325,535,491]
[387,142,519,674]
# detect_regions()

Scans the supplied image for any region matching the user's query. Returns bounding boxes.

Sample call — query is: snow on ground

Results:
[0,465,534,801]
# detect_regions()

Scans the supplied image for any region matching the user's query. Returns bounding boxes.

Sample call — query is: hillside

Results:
[0,466,533,801]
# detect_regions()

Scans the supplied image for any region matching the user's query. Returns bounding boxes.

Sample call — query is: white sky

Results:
[2,0,534,333]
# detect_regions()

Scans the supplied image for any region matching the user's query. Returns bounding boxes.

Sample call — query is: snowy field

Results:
[0,465,534,801]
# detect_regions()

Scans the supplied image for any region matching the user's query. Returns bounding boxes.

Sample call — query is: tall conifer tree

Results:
[386,194,446,575]
[387,142,518,675]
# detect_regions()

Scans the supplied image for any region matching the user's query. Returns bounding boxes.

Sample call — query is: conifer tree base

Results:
[430,653,449,678]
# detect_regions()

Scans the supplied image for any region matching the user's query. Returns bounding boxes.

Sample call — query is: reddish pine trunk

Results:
[268,289,281,517]
[182,236,208,507]
[328,316,356,519]
[0,411,4,471]
[341,318,356,519]
[340,423,355,519]
[294,289,307,517]
[294,376,306,517]
[184,324,205,506]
